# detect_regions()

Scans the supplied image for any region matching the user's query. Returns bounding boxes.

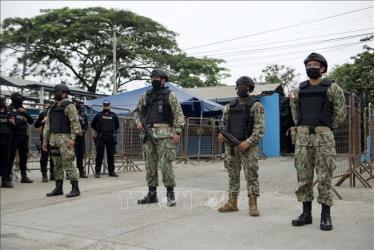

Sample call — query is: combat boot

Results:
[248,195,260,216]
[46,180,63,196]
[292,201,312,226]
[1,177,14,188]
[138,186,158,204]
[21,173,33,183]
[66,180,80,198]
[166,187,176,207]
[42,173,48,182]
[218,193,239,212]
[79,169,88,178]
[320,203,333,231]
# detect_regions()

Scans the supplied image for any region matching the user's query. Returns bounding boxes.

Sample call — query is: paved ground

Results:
[1,157,373,249]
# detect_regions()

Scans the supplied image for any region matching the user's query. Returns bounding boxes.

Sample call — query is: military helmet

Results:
[304,53,328,73]
[150,69,169,82]
[54,83,70,94]
[10,92,24,102]
[236,76,255,90]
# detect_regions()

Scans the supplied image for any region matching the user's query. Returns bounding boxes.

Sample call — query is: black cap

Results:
[103,100,110,105]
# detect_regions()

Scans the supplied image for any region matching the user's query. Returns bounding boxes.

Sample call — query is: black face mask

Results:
[237,89,249,98]
[306,67,321,79]
[152,80,162,90]
[103,108,110,113]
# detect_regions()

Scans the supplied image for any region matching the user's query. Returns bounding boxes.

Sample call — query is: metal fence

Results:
[14,97,374,185]
[333,93,373,188]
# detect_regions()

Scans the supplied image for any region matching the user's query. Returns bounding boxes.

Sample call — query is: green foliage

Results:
[1,7,228,93]
[328,46,374,101]
[259,64,298,85]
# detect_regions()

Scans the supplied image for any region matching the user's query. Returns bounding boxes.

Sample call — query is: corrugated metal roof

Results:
[0,74,107,98]
[185,83,280,101]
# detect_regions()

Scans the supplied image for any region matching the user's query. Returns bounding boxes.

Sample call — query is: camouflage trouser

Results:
[295,132,336,206]
[224,144,260,196]
[144,137,176,188]
[49,134,78,181]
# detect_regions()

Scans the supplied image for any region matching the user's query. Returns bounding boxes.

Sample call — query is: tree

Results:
[259,64,298,86]
[1,17,34,79]
[1,7,228,93]
[328,46,374,102]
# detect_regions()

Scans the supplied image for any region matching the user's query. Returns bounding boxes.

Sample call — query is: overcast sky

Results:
[1,1,373,93]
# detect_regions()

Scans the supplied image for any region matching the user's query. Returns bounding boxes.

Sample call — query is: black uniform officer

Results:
[73,98,88,178]
[8,92,34,183]
[34,100,55,182]
[0,95,15,188]
[91,100,119,178]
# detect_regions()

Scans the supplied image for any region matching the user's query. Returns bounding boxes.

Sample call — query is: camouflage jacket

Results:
[221,97,265,146]
[290,80,346,129]
[43,101,81,143]
[134,89,185,139]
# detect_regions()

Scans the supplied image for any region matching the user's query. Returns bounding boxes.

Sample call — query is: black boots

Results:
[320,203,333,231]
[42,173,48,182]
[46,180,64,196]
[21,173,33,183]
[66,180,80,198]
[167,187,176,207]
[292,201,312,226]
[1,177,14,188]
[108,172,119,177]
[138,186,158,204]
[79,169,88,178]
[46,180,80,198]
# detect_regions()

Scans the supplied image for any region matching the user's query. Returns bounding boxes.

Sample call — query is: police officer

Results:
[217,76,265,216]
[289,53,346,231]
[42,84,82,198]
[34,100,55,182]
[0,95,15,188]
[8,92,34,183]
[91,100,119,178]
[134,69,185,207]
[73,98,88,178]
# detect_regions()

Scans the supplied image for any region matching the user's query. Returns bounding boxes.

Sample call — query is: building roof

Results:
[185,83,280,102]
[0,75,107,99]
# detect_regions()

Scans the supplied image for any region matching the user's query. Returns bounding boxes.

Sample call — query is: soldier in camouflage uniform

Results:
[289,53,346,231]
[218,76,265,216]
[134,69,185,207]
[42,84,82,198]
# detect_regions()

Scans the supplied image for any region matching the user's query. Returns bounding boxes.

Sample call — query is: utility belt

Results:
[287,126,331,145]
[297,126,331,134]
[148,123,170,128]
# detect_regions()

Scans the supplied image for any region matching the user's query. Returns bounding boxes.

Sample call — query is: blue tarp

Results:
[86,83,223,117]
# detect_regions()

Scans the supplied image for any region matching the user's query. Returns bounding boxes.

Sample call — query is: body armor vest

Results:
[227,97,257,140]
[145,88,173,126]
[0,111,11,134]
[50,101,71,133]
[297,79,333,127]
[97,112,116,133]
